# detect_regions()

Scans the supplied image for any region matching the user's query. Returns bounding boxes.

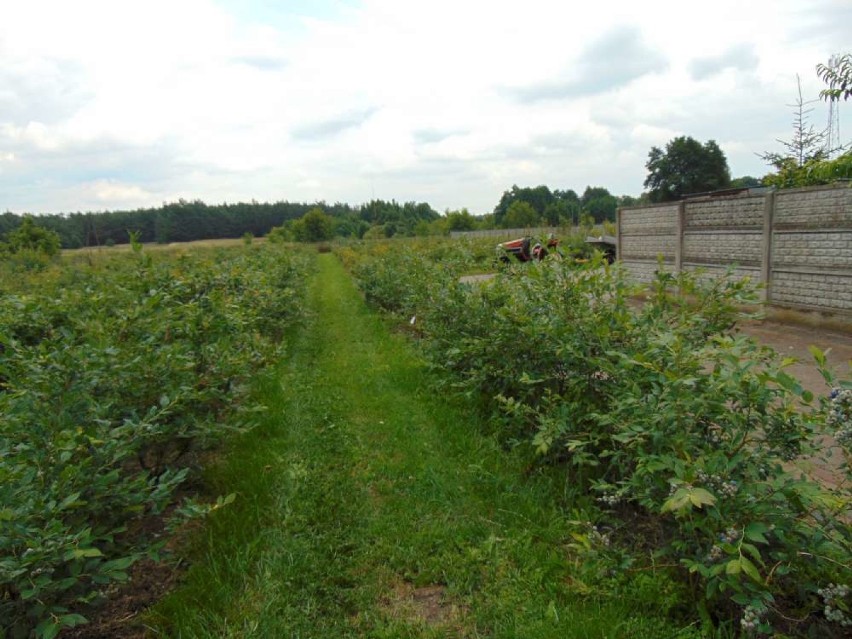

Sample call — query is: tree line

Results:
[0,198,442,249]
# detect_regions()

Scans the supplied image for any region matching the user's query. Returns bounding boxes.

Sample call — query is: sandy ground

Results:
[738,319,852,396]
[737,319,851,487]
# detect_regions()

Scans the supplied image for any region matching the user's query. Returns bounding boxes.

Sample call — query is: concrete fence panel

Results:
[618,183,852,314]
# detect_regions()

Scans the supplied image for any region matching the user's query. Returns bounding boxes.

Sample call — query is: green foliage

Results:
[445,208,476,231]
[494,185,580,227]
[0,197,441,249]
[581,186,618,223]
[291,207,335,243]
[645,136,731,202]
[266,224,290,243]
[350,244,852,635]
[760,75,830,179]
[128,229,143,253]
[817,53,852,102]
[151,253,694,638]
[503,200,540,228]
[3,216,61,257]
[730,176,762,188]
[762,150,852,189]
[0,245,307,636]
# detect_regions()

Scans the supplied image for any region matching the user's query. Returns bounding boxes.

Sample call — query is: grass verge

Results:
[146,253,702,638]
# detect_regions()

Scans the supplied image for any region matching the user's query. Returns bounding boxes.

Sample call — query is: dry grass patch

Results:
[381,580,468,631]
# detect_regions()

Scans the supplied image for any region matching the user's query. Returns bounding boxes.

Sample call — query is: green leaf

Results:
[774,371,803,395]
[687,487,717,509]
[739,556,762,583]
[59,613,88,627]
[20,587,37,600]
[55,577,78,591]
[741,542,764,565]
[808,345,827,367]
[744,522,769,545]
[725,558,742,575]
[101,556,135,572]
[70,547,103,559]
[59,492,82,510]
[35,620,61,639]
[661,488,692,514]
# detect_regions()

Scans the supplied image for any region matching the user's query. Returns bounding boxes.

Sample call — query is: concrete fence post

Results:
[675,201,685,273]
[616,208,623,262]
[761,190,775,303]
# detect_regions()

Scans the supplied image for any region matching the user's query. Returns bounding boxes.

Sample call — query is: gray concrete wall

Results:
[618,184,852,314]
[450,226,568,240]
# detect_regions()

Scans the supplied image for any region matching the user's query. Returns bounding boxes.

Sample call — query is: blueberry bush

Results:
[346,240,852,636]
[0,243,307,638]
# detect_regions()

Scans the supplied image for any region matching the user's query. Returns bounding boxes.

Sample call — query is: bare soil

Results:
[737,318,852,397]
[63,559,178,639]
[737,318,852,487]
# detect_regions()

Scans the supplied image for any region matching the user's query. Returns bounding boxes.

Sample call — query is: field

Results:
[2,237,851,638]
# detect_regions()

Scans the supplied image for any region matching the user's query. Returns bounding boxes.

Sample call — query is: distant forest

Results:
[0,199,442,248]
[0,183,634,248]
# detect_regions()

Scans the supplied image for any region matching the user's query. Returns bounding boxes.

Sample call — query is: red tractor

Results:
[497,234,560,263]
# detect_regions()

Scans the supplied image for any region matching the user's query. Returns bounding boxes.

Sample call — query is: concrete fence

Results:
[449,226,570,240]
[617,183,852,314]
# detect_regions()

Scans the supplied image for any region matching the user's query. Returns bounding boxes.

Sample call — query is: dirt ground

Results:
[737,317,852,487]
[738,318,852,396]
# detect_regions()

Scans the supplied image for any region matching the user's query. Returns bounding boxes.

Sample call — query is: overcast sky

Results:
[1,0,849,215]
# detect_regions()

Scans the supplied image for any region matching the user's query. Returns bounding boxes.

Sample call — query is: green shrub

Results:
[350,243,852,635]
[0,245,308,637]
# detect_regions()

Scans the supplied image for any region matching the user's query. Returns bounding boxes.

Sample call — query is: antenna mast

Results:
[826,54,842,157]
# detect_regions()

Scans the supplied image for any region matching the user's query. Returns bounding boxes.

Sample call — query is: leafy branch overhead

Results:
[817,53,852,102]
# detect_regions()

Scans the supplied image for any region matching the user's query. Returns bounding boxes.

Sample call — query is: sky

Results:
[0,0,849,216]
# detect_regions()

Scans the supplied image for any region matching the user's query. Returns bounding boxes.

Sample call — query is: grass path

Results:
[148,254,695,638]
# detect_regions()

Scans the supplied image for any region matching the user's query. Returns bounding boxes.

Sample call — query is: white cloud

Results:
[77,179,155,205]
[0,0,848,215]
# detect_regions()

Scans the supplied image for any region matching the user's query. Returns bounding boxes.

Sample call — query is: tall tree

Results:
[493,185,555,225]
[445,208,476,231]
[503,201,539,228]
[644,136,731,202]
[292,207,334,242]
[581,186,618,223]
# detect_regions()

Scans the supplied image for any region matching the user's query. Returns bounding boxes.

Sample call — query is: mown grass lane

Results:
[148,253,696,638]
